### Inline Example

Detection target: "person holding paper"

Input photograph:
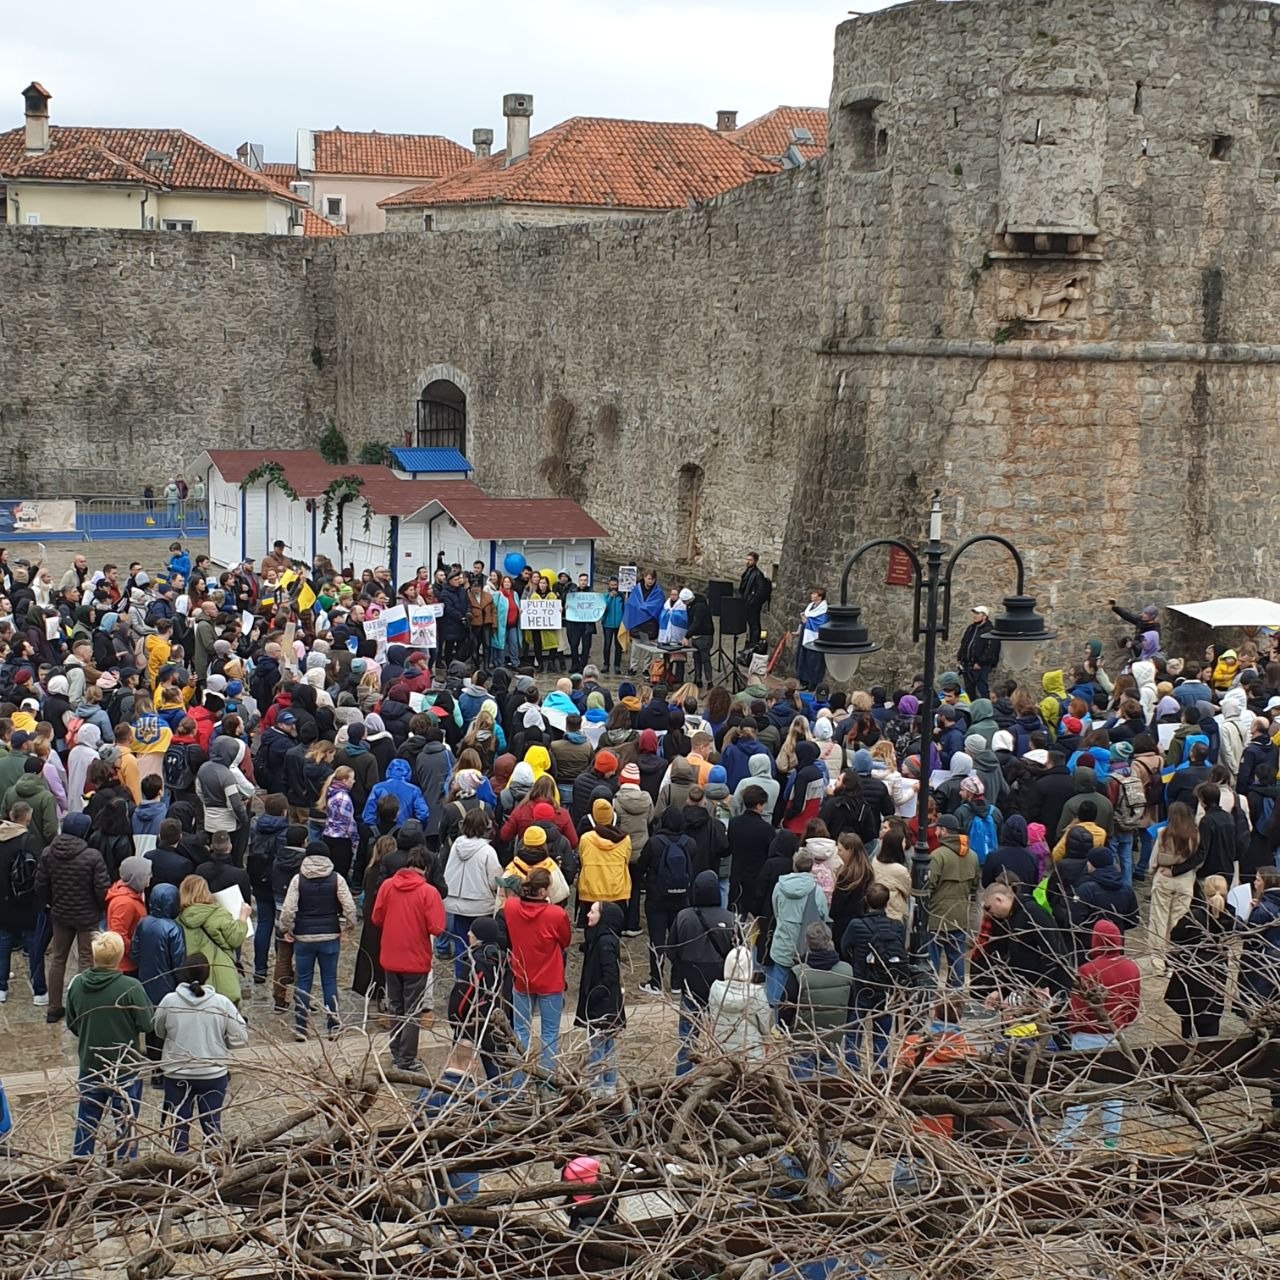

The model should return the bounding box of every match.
[177,875,251,1008]
[195,832,253,912]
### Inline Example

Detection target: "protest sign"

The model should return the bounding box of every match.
[566,592,607,623]
[364,612,388,659]
[521,597,563,630]
[381,604,410,645]
[617,565,638,594]
[409,604,437,650]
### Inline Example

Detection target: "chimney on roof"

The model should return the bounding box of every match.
[22,81,51,155]
[472,127,493,159]
[503,93,533,166]
[715,109,738,132]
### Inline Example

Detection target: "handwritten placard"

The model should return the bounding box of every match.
[520,598,563,630]
[566,592,606,623]
[409,604,437,649]
[617,565,638,594]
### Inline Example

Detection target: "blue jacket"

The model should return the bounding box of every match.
[721,737,771,792]
[131,797,170,836]
[602,592,624,630]
[458,686,489,728]
[168,551,191,581]
[938,724,966,768]
[361,757,430,826]
[130,882,186,1006]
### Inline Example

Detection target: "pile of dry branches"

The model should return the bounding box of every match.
[4,1003,1280,1280]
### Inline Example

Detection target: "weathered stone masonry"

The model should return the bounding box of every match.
[3,0,1280,675]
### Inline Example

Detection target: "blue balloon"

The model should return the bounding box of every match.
[503,550,527,577]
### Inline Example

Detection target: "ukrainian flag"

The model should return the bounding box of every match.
[279,568,317,614]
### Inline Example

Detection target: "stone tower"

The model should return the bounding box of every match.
[780,0,1280,672]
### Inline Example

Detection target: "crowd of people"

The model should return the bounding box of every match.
[0,542,1279,1160]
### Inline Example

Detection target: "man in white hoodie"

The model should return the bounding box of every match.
[730,752,779,818]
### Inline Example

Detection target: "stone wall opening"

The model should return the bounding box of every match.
[416,379,466,453]
[841,99,887,172]
[676,462,704,565]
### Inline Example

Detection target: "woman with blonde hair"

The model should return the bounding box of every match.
[777,715,814,778]
[177,875,251,1006]
[869,738,918,818]
[462,708,500,770]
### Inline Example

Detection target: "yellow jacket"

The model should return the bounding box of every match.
[576,829,632,903]
[144,633,171,689]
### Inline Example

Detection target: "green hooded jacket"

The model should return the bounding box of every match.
[179,902,249,1006]
[65,966,153,1075]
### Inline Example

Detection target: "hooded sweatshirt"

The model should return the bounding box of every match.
[196,737,250,834]
[769,870,828,968]
[153,978,249,1078]
[782,741,825,835]
[131,882,187,1005]
[731,751,781,818]
[927,828,979,932]
[667,869,737,1005]
[1056,766,1113,838]
[1067,919,1140,1034]
[371,866,446,972]
[708,946,772,1058]
[280,853,359,942]
[66,722,103,814]
[613,781,654,851]
[502,892,571,995]
[444,835,502,916]
[803,836,839,898]
[104,856,151,971]
[65,965,153,1074]
[577,819,632,903]
[362,757,430,826]
[1040,670,1067,729]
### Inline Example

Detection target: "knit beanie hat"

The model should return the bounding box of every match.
[620,762,641,784]
[531,802,557,822]
[595,750,619,776]
[523,825,547,849]
[592,797,615,826]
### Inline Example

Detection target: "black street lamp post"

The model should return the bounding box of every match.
[811,491,1056,987]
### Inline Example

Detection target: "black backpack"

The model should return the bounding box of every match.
[8,838,38,901]
[653,833,692,903]
[247,822,283,883]
[862,927,910,986]
[162,742,194,793]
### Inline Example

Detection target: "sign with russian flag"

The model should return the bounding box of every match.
[382,604,410,645]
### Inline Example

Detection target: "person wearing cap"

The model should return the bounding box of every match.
[261,541,289,578]
[956,606,1000,701]
[576,798,632,929]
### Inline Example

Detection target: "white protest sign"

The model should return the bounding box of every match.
[364,612,388,660]
[409,604,437,650]
[617,565,638,594]
[521,597,563,630]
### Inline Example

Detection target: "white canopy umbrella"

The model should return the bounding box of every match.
[1169,597,1280,628]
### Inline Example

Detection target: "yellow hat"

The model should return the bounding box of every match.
[592,797,615,826]
[523,824,547,848]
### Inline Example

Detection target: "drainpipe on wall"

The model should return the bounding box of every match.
[140,188,149,230]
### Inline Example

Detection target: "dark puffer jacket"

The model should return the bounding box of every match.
[35,823,110,928]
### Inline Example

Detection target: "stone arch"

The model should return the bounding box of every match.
[675,463,705,565]
[412,363,474,450]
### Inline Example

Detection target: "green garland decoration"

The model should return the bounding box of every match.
[239,462,299,501]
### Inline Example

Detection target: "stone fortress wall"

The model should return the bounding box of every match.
[3,0,1279,673]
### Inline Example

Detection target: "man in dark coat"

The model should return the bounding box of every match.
[1072,843,1139,934]
[1024,752,1077,843]
[957,605,1001,700]
[438,569,471,666]
[738,552,772,649]
[727,785,775,914]
[971,880,1071,1002]
[667,869,736,1073]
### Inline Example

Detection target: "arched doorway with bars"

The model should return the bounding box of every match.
[416,379,467,453]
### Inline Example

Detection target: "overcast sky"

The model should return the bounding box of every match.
[2,0,902,162]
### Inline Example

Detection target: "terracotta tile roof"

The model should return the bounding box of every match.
[199,450,603,534]
[301,208,347,237]
[432,496,609,541]
[310,129,473,179]
[731,107,828,164]
[12,140,163,188]
[0,127,304,201]
[380,116,777,211]
[261,161,300,186]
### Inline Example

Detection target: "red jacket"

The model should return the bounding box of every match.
[1068,919,1141,1034]
[500,799,579,849]
[259,691,293,732]
[372,868,446,973]
[503,895,571,995]
[104,883,146,972]
[188,705,217,753]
